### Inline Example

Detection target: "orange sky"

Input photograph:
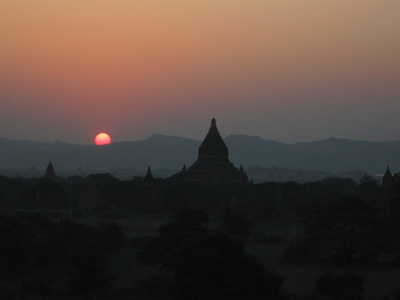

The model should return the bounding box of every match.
[1,1,399,143]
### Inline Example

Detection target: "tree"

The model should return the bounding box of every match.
[219,210,254,239]
[304,196,377,265]
[316,272,364,300]
[141,210,283,300]
[358,174,379,195]
[66,251,114,296]
[175,209,209,226]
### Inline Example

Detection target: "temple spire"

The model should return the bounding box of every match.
[44,160,57,180]
[382,165,393,186]
[238,164,248,181]
[211,117,216,127]
[198,118,228,159]
[144,166,154,182]
[187,118,247,182]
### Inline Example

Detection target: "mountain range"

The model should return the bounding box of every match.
[1,135,399,178]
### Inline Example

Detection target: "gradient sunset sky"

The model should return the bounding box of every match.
[1,1,399,144]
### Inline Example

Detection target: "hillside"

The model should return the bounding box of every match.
[1,135,399,176]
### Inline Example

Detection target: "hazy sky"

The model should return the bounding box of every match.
[1,1,399,144]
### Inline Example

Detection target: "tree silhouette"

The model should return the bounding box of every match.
[141,210,283,300]
[219,210,254,239]
[305,196,377,265]
[66,251,114,296]
[316,272,364,300]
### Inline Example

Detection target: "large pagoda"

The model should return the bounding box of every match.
[186,118,247,182]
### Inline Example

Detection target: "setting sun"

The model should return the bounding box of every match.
[95,133,111,145]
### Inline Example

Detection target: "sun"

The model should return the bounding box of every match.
[95,133,111,145]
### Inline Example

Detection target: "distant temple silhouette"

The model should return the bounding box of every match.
[44,160,58,180]
[382,165,393,187]
[182,118,247,182]
[143,166,154,183]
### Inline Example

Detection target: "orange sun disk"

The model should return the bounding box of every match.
[95,133,111,145]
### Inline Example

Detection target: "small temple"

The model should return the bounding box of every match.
[143,166,154,183]
[44,160,58,180]
[185,118,247,182]
[382,165,393,187]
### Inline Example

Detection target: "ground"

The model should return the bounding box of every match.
[76,212,400,299]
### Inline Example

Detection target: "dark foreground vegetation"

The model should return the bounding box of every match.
[1,173,400,299]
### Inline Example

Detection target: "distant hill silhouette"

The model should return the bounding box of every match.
[0,135,199,170]
[1,135,400,175]
[225,136,400,174]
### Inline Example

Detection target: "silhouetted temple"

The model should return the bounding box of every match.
[44,160,57,180]
[186,118,247,182]
[143,166,154,183]
[182,163,187,172]
[382,165,393,186]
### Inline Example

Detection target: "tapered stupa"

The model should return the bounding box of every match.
[187,118,246,182]
[382,165,393,186]
[144,166,154,182]
[44,160,57,180]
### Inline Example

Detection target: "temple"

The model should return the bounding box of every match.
[382,165,393,187]
[44,160,57,180]
[186,118,247,182]
[143,166,154,183]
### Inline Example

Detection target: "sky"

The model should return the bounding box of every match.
[1,0,399,144]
